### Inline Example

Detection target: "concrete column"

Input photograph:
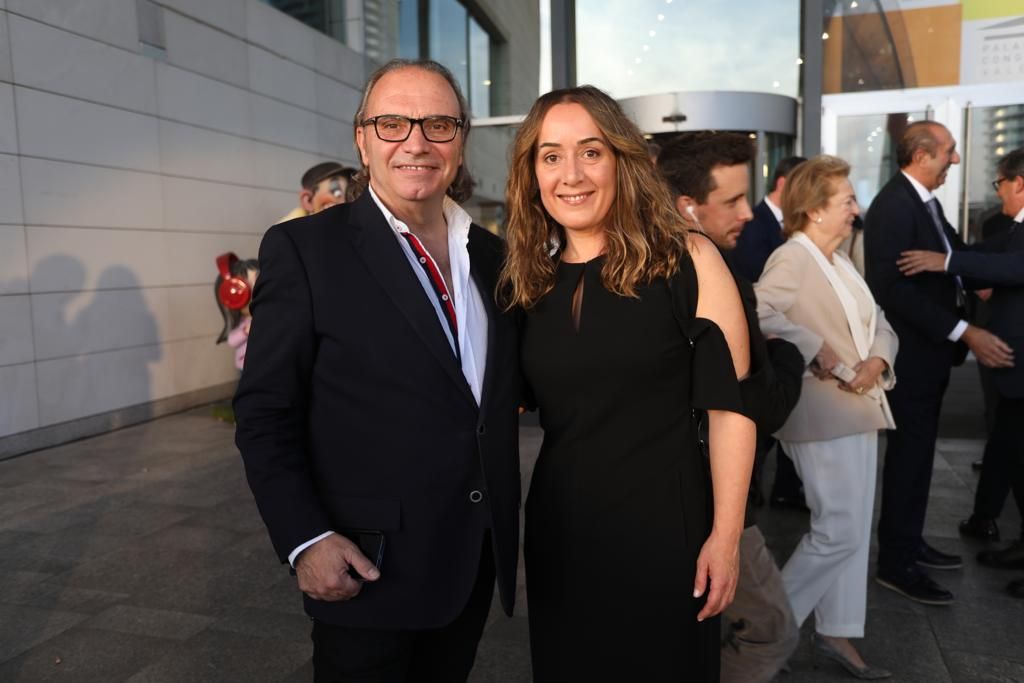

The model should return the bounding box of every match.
[800,0,823,156]
[549,0,576,90]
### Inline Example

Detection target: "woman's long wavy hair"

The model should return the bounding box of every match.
[499,85,688,310]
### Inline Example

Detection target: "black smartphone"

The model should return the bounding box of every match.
[341,529,385,582]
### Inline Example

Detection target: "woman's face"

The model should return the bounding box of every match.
[534,102,617,236]
[814,177,860,240]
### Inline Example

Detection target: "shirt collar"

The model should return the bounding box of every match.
[901,170,935,203]
[367,184,472,245]
[1014,206,1024,224]
[764,196,783,224]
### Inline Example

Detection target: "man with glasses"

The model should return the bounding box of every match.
[897,147,1024,599]
[276,161,358,224]
[235,59,521,682]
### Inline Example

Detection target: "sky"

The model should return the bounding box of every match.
[539,0,802,99]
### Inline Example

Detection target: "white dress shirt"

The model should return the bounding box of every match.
[901,171,968,342]
[288,186,490,567]
[764,195,783,227]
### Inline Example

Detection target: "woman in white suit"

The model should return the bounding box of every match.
[755,155,898,680]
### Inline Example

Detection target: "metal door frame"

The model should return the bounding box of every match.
[823,81,1024,237]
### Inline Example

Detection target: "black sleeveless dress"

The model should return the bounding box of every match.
[522,254,743,682]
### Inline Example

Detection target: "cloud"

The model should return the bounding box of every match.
[574,0,800,98]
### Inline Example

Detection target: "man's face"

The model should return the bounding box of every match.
[918,125,960,191]
[685,164,753,250]
[996,172,1024,217]
[301,175,348,214]
[355,67,464,214]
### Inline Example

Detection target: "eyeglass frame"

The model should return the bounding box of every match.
[991,176,1016,193]
[360,115,465,143]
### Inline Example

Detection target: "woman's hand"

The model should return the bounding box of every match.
[840,357,887,394]
[693,529,740,622]
[811,341,840,379]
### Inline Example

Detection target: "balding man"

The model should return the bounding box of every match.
[235,59,521,682]
[865,121,1011,606]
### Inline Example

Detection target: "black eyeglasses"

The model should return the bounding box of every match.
[360,115,464,143]
[992,177,1008,192]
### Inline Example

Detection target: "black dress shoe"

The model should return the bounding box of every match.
[916,542,963,570]
[971,459,983,472]
[1008,578,1024,599]
[977,540,1024,570]
[875,570,954,605]
[959,515,1000,542]
[769,494,810,512]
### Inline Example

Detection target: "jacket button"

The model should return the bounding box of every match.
[469,490,483,503]
[477,423,486,435]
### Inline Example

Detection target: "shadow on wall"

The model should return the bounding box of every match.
[30,255,162,430]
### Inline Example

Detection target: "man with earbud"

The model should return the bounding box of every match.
[657,132,805,683]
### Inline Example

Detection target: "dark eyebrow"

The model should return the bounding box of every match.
[538,137,605,150]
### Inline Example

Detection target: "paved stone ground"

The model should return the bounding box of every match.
[0,363,1021,682]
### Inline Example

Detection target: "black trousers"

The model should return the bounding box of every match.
[877,372,949,575]
[311,536,496,683]
[770,442,803,500]
[977,395,1024,536]
[973,380,1016,522]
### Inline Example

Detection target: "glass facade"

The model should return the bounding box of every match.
[574,0,800,99]
[398,0,420,58]
[263,0,349,43]
[429,0,469,103]
[962,104,1024,242]
[263,0,495,117]
[426,0,493,117]
[835,111,926,210]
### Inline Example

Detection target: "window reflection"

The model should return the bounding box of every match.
[263,0,497,117]
[399,0,420,58]
[430,0,469,101]
[963,105,1024,243]
[836,112,924,209]
[469,17,491,117]
[264,0,347,43]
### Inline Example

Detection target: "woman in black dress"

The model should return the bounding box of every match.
[499,86,756,681]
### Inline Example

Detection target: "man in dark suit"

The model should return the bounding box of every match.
[896,147,1024,599]
[659,132,805,683]
[234,59,521,682]
[731,155,809,511]
[865,121,1013,605]
[731,156,806,283]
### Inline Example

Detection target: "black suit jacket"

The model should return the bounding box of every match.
[864,172,967,382]
[735,274,803,528]
[731,199,785,282]
[234,192,521,629]
[948,222,1024,397]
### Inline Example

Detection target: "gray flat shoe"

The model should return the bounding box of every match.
[812,633,892,680]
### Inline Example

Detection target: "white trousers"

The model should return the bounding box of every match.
[780,432,877,638]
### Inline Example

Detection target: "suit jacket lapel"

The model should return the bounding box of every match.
[343,193,477,407]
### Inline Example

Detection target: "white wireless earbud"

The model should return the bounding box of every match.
[685,204,706,234]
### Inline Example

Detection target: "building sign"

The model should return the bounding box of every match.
[961,2,1024,84]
